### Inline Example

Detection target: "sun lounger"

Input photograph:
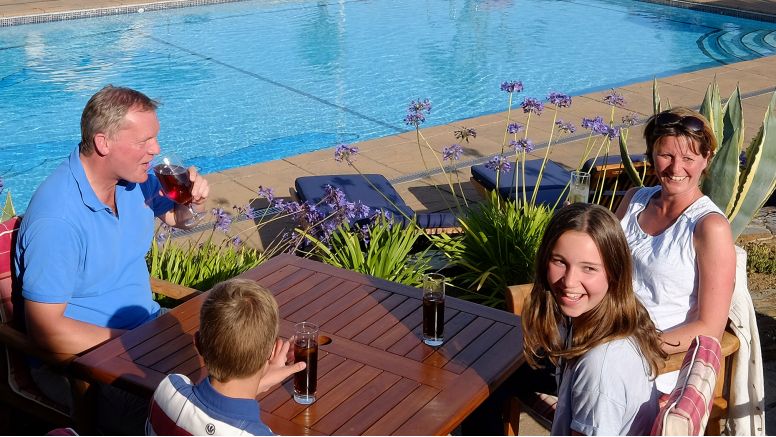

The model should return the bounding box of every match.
[293,174,461,234]
[469,158,570,205]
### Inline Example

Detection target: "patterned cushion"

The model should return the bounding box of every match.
[651,335,722,436]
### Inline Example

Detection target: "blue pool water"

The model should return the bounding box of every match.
[2,0,776,211]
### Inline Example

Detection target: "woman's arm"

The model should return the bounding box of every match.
[659,213,735,354]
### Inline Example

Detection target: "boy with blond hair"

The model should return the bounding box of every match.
[146,279,305,436]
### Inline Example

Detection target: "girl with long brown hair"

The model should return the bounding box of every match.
[523,203,666,435]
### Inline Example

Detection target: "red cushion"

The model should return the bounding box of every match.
[0,216,20,280]
[651,335,722,435]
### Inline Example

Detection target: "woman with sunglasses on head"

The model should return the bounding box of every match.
[614,107,735,394]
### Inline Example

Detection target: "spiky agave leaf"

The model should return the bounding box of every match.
[702,86,744,215]
[699,79,723,145]
[728,91,776,239]
[618,132,644,187]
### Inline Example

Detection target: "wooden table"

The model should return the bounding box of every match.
[73,254,523,435]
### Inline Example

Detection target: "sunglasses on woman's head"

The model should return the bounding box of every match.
[654,113,705,132]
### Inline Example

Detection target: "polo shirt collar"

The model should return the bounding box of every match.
[68,146,111,213]
[194,376,261,422]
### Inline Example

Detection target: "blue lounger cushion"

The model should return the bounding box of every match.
[470,158,570,205]
[294,174,459,229]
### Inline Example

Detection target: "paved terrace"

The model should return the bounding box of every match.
[2,0,776,434]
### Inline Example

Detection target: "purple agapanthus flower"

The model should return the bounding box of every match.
[555,119,576,134]
[212,208,232,233]
[323,185,348,208]
[507,122,524,134]
[257,185,274,203]
[231,236,243,248]
[621,113,639,127]
[334,143,359,163]
[404,98,432,127]
[603,90,625,107]
[155,223,175,244]
[521,97,544,116]
[510,138,534,153]
[500,80,524,93]
[581,116,609,135]
[604,126,621,140]
[485,155,512,172]
[235,203,259,220]
[547,92,572,108]
[739,150,747,169]
[443,143,463,161]
[453,126,477,143]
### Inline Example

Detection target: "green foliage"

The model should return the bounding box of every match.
[437,191,552,308]
[744,242,776,274]
[147,233,267,291]
[1,192,15,222]
[302,216,433,287]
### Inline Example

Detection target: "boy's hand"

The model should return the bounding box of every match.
[257,337,306,395]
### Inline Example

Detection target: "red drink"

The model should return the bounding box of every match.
[293,337,318,403]
[153,164,193,204]
[422,292,445,344]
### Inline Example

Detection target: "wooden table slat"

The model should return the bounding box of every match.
[274,271,337,307]
[279,275,345,318]
[241,262,298,284]
[307,286,385,328]
[351,297,418,345]
[368,305,422,351]
[321,288,395,335]
[362,384,439,435]
[290,366,382,429]
[260,353,353,412]
[442,322,513,374]
[286,280,364,322]
[402,311,478,363]
[262,410,323,436]
[333,378,419,436]
[334,293,407,340]
[258,266,315,295]
[385,308,461,358]
[315,371,402,435]
[423,316,494,370]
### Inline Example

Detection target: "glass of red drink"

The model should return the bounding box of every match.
[422,273,445,347]
[293,322,319,405]
[152,155,204,227]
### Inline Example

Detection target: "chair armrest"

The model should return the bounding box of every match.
[150,277,199,302]
[0,323,76,367]
[660,330,740,375]
[506,284,532,316]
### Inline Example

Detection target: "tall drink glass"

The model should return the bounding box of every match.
[293,322,319,405]
[568,171,590,204]
[422,273,445,347]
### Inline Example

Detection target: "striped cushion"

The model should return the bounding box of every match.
[651,335,722,436]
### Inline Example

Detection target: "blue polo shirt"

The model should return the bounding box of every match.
[14,147,174,329]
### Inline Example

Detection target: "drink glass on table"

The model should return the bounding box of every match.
[293,322,319,405]
[153,155,204,227]
[422,273,445,347]
[568,170,590,204]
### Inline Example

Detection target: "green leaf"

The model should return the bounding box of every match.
[652,77,661,115]
[702,86,744,215]
[1,191,15,222]
[729,91,776,239]
[699,79,723,145]
[618,132,643,187]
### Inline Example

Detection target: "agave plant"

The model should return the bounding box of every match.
[619,79,776,239]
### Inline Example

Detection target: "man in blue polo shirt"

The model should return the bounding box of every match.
[13,85,210,433]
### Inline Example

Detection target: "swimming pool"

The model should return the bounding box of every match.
[2,0,776,211]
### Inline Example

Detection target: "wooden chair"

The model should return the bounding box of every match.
[0,216,198,433]
[504,284,739,436]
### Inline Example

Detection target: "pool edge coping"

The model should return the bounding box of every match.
[2,0,776,27]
